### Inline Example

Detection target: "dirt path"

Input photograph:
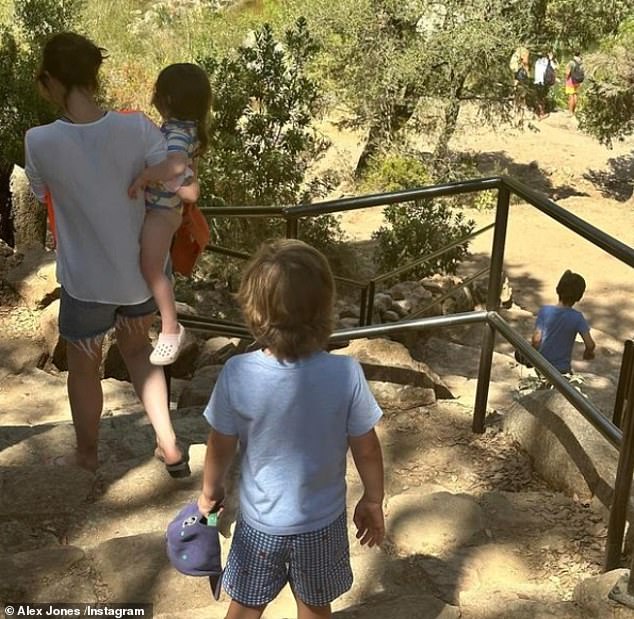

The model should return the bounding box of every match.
[322,106,634,341]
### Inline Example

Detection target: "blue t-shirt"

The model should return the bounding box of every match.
[536,305,590,372]
[203,350,383,535]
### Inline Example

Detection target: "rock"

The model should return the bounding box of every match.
[0,336,46,379]
[178,364,223,409]
[386,488,485,556]
[167,329,201,379]
[574,569,634,618]
[471,273,513,308]
[333,594,460,618]
[90,533,216,614]
[5,245,58,309]
[339,305,360,320]
[392,299,412,316]
[39,299,67,370]
[502,390,619,505]
[382,309,400,322]
[332,338,453,405]
[0,465,94,516]
[10,165,47,252]
[373,292,393,313]
[196,336,244,368]
[338,317,361,330]
[0,546,87,602]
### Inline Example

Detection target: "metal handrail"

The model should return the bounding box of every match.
[184,174,634,575]
[614,341,634,429]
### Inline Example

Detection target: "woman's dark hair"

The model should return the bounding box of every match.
[38,32,106,94]
[556,270,586,305]
[152,63,212,156]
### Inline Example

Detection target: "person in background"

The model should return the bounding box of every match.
[533,49,558,120]
[531,270,596,374]
[565,51,585,116]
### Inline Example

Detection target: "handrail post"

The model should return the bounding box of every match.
[605,366,634,571]
[286,217,299,239]
[614,340,634,429]
[366,281,376,326]
[473,185,511,433]
[359,286,368,327]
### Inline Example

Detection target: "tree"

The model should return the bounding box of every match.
[197,19,345,279]
[577,17,634,147]
[0,0,83,246]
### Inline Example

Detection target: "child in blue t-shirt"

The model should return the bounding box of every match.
[197,239,385,619]
[531,270,596,373]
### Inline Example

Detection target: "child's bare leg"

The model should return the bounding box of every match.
[295,596,332,619]
[224,600,266,619]
[141,208,181,334]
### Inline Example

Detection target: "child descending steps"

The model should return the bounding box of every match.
[129,63,212,365]
[198,240,386,619]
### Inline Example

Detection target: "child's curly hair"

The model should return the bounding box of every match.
[238,240,335,360]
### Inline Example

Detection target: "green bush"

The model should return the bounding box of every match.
[196,18,346,281]
[362,154,475,278]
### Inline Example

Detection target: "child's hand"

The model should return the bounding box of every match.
[353,496,385,548]
[128,172,148,199]
[197,491,224,517]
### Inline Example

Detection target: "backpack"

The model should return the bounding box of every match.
[515,66,528,82]
[570,60,585,84]
[544,61,556,86]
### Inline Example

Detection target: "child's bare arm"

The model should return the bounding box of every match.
[198,429,238,515]
[581,331,596,359]
[349,428,385,547]
[176,177,200,203]
[128,152,189,198]
[531,328,542,349]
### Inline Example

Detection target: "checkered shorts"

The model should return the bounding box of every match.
[222,512,353,607]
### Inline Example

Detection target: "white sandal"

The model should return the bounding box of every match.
[150,323,185,366]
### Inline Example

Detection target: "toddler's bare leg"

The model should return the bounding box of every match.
[140,208,181,334]
[295,596,332,619]
[224,600,266,619]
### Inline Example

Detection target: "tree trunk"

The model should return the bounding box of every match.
[355,93,420,177]
[10,165,46,251]
[433,75,467,172]
[0,164,14,247]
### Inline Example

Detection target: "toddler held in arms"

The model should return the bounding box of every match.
[129,63,212,365]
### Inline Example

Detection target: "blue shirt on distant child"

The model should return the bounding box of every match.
[535,305,590,373]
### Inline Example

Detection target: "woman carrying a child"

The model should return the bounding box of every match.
[24,32,190,475]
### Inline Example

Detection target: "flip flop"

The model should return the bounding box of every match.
[154,444,191,479]
[150,323,186,366]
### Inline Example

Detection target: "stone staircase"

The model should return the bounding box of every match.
[0,333,632,618]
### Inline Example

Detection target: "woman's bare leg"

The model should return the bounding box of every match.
[65,335,104,471]
[115,313,182,464]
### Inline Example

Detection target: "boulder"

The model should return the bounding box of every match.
[177,364,223,409]
[387,488,485,556]
[39,299,66,370]
[502,390,620,505]
[5,245,58,309]
[332,338,453,408]
[574,569,634,618]
[196,336,245,368]
[0,336,46,379]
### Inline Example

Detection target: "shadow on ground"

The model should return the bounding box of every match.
[584,153,634,202]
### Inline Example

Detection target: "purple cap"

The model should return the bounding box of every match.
[166,502,223,600]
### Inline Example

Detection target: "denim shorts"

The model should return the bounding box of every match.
[59,287,157,341]
[222,512,352,607]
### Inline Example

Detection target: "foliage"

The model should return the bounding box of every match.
[196,19,346,280]
[0,0,83,169]
[362,154,475,278]
[577,17,634,146]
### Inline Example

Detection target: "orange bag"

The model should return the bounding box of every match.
[45,191,57,246]
[170,202,211,276]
